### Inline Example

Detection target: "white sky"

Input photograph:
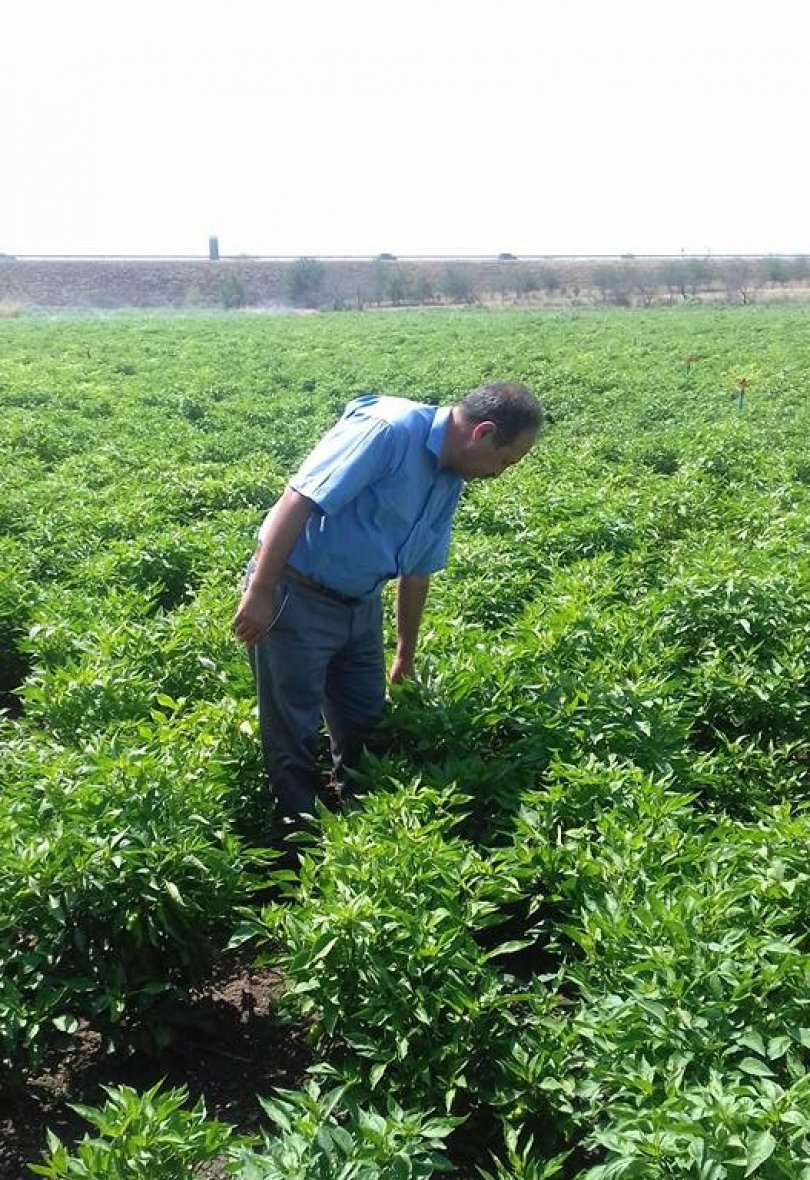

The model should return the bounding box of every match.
[3,0,808,257]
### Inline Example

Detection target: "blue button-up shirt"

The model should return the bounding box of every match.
[261,394,464,598]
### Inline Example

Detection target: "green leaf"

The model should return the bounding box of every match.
[310,934,339,963]
[744,1130,776,1176]
[738,1057,776,1078]
[391,1152,412,1180]
[738,1030,767,1057]
[482,938,535,960]
[766,1035,792,1060]
[52,1015,79,1034]
[331,1126,354,1155]
[316,1125,335,1156]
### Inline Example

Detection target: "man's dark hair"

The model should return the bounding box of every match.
[459,381,544,446]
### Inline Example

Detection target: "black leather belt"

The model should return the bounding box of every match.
[282,564,363,607]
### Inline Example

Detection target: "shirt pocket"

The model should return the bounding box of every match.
[397,516,449,575]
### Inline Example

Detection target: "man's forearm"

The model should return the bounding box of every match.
[394,574,431,675]
[232,486,313,644]
[251,487,314,590]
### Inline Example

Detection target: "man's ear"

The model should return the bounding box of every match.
[471,420,497,443]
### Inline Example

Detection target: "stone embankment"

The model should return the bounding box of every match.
[1,255,806,311]
[0,256,636,310]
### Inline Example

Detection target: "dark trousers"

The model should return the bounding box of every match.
[246,565,386,819]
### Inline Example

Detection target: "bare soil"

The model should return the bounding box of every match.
[0,951,310,1178]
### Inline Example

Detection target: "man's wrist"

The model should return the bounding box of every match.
[248,572,277,596]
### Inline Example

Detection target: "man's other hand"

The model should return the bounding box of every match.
[389,653,415,683]
[232,586,278,646]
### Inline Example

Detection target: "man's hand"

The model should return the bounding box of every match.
[389,653,415,684]
[393,574,430,684]
[232,487,314,646]
[232,584,278,646]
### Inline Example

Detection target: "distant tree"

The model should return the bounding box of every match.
[368,261,413,305]
[383,265,411,305]
[440,267,476,304]
[683,257,712,295]
[791,255,810,281]
[287,258,325,308]
[412,273,436,304]
[658,259,689,301]
[652,257,711,301]
[370,260,387,305]
[220,273,245,309]
[635,269,658,307]
[593,264,634,306]
[538,266,562,295]
[514,268,540,298]
[612,265,636,306]
[592,265,613,302]
[722,259,755,305]
[761,256,789,287]
[325,279,349,311]
[492,264,515,302]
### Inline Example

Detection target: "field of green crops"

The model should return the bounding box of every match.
[2,306,810,1178]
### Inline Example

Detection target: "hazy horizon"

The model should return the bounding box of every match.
[5,250,807,262]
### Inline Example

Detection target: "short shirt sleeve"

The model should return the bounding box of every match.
[289,413,398,514]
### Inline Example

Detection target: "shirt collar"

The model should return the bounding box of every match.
[427,405,452,464]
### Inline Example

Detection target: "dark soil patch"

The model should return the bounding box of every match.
[0,950,310,1179]
[0,647,31,718]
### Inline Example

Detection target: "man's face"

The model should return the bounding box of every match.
[453,424,537,481]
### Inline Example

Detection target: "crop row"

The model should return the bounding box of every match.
[2,307,810,1176]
